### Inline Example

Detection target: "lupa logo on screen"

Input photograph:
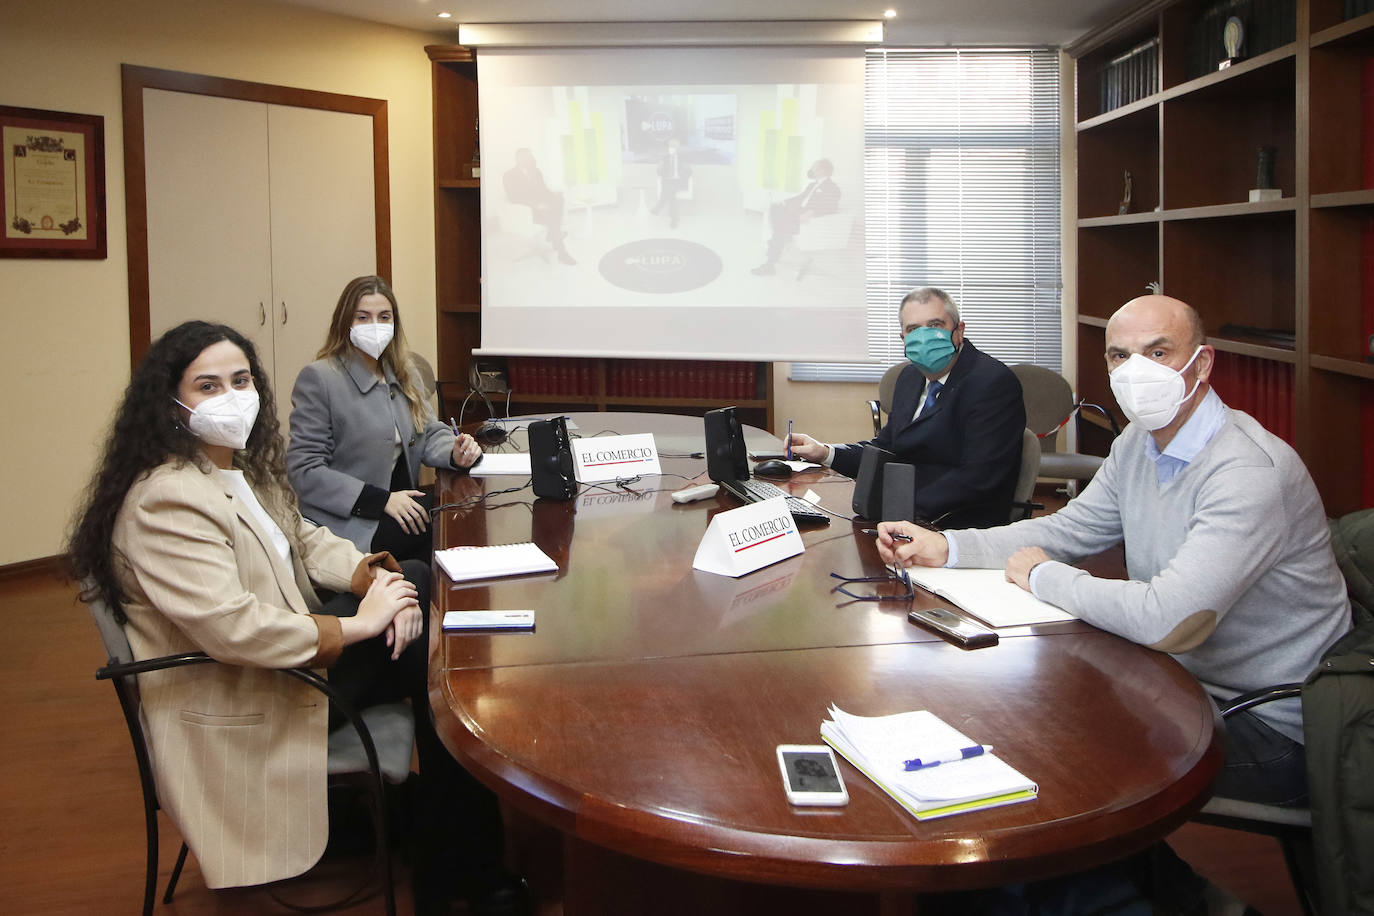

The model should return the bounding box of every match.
[599,239,722,294]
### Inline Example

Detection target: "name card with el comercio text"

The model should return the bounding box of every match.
[693,496,804,578]
[571,433,662,483]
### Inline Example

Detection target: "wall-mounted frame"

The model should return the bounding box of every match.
[0,105,106,259]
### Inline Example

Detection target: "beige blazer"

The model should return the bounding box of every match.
[111,460,364,889]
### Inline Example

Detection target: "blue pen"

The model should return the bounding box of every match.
[785,418,793,460]
[903,744,992,771]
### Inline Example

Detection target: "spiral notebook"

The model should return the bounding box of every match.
[820,706,1037,820]
[434,542,557,583]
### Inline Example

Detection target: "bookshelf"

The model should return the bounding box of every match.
[1068,0,1374,515]
[424,46,775,433]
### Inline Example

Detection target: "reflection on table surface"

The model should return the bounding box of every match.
[427,412,1221,894]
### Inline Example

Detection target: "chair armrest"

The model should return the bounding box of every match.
[96,652,215,680]
[97,653,386,800]
[1078,401,1121,437]
[1217,683,1303,718]
[867,399,881,437]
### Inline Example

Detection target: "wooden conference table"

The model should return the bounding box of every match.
[427,413,1221,912]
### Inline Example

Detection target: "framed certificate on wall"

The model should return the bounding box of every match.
[1,105,106,259]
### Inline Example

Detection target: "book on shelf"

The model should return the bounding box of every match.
[1100,36,1158,114]
[1209,352,1294,445]
[820,706,1038,821]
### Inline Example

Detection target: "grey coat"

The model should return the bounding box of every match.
[287,351,455,552]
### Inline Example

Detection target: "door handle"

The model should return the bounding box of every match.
[281,301,287,325]
[258,302,266,326]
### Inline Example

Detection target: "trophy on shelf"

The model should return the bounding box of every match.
[1118,170,1132,215]
[1219,15,1244,70]
[1249,146,1280,202]
[470,117,481,179]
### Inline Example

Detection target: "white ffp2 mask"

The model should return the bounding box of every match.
[350,322,394,360]
[1109,346,1204,431]
[175,388,260,450]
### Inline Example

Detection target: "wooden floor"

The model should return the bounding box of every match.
[0,498,1306,914]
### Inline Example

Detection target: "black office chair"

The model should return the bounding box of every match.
[88,591,412,916]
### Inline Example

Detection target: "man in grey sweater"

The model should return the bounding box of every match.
[878,294,1350,806]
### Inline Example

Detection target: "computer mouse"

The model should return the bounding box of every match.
[754,459,793,478]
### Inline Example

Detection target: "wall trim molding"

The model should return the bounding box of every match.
[0,555,65,582]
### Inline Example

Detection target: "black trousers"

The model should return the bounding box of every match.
[322,559,506,897]
[368,454,435,565]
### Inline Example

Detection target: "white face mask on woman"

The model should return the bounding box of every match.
[1108,346,1203,431]
[174,388,260,450]
[350,322,394,360]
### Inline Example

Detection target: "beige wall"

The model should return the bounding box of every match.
[771,367,881,444]
[0,0,439,565]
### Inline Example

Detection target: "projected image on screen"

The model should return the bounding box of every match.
[622,94,736,165]
[477,48,866,362]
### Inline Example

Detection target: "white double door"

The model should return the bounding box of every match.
[143,88,377,428]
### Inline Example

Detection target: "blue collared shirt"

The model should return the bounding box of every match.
[1144,387,1227,485]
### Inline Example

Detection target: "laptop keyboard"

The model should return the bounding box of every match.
[720,478,830,525]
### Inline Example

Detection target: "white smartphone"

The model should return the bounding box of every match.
[776,744,849,806]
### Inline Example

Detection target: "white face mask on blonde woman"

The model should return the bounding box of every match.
[350,322,394,360]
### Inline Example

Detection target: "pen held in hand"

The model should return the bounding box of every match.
[861,528,913,542]
[903,744,992,771]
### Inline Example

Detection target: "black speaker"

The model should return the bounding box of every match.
[704,406,749,483]
[851,444,896,520]
[881,462,917,523]
[528,417,577,500]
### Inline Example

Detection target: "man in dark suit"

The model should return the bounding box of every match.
[651,138,692,228]
[751,158,841,276]
[789,287,1026,529]
[503,147,576,265]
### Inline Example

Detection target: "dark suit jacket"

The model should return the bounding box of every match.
[789,177,841,216]
[831,341,1025,529]
[503,165,553,206]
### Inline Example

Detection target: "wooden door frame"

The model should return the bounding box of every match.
[121,64,391,366]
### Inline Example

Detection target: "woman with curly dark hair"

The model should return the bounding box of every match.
[69,321,522,915]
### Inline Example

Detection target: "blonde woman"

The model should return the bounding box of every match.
[287,275,482,561]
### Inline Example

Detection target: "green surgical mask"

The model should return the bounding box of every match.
[904,326,956,374]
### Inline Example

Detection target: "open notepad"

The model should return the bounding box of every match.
[820,706,1037,820]
[434,542,558,583]
[906,567,1076,627]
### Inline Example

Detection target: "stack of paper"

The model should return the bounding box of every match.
[434,542,557,583]
[820,706,1037,820]
[906,567,1076,627]
[468,453,533,477]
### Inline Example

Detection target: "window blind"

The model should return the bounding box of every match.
[793,48,1062,382]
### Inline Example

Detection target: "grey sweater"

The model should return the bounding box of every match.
[952,408,1350,742]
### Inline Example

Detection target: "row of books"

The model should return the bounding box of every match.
[1099,37,1159,115]
[606,360,758,400]
[1209,351,1294,445]
[506,358,597,397]
[1186,0,1296,81]
[504,357,759,401]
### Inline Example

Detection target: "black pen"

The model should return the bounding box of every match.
[861,528,913,542]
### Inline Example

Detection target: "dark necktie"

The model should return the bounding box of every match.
[921,380,943,416]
